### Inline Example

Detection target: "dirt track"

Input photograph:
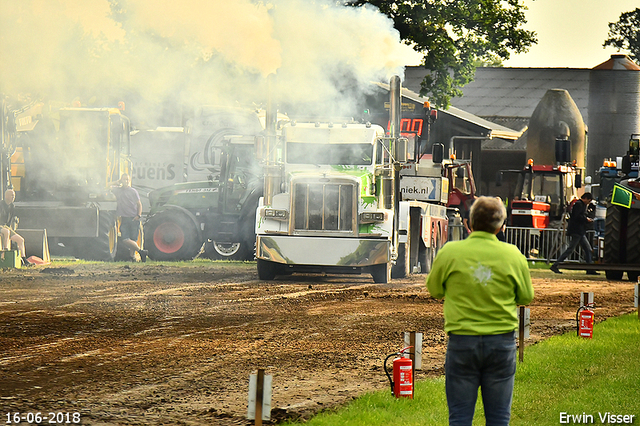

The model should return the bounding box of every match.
[0,261,636,425]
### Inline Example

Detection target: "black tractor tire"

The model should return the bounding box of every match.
[257,259,278,280]
[605,270,624,281]
[625,209,640,265]
[371,262,391,283]
[79,211,118,261]
[145,211,200,261]
[604,204,624,265]
[207,215,256,261]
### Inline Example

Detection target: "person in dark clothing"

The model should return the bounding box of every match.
[551,192,597,274]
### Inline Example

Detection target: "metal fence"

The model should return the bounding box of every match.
[504,226,598,263]
[447,223,598,264]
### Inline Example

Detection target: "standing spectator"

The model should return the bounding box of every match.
[426,196,534,426]
[110,174,148,262]
[550,193,597,274]
[0,188,31,266]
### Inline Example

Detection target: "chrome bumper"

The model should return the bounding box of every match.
[256,235,390,267]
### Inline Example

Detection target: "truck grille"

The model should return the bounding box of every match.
[293,181,355,233]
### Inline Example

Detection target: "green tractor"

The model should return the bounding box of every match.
[603,134,640,280]
[144,136,261,261]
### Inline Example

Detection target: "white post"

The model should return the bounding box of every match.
[403,331,422,370]
[580,291,594,307]
[247,369,272,424]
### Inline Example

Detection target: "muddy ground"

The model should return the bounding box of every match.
[0,261,637,425]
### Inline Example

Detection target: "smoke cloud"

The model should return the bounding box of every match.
[0,0,422,123]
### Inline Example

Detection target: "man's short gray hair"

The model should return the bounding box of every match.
[469,196,507,233]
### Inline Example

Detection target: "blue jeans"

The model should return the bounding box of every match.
[445,332,517,426]
[556,233,592,264]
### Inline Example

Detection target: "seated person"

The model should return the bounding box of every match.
[0,189,30,266]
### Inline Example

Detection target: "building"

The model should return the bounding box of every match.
[404,54,640,198]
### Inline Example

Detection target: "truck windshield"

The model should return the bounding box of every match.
[286,143,373,165]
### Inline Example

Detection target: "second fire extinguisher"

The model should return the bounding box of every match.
[576,303,595,338]
[384,346,413,399]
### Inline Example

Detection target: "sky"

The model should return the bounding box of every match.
[503,0,639,68]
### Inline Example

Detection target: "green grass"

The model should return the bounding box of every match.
[528,260,552,269]
[281,314,640,426]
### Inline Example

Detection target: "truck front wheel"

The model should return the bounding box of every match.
[257,259,278,280]
[371,263,391,283]
[145,212,200,261]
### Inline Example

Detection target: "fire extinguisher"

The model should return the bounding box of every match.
[384,346,413,399]
[576,303,595,338]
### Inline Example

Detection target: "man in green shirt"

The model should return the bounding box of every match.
[427,196,534,426]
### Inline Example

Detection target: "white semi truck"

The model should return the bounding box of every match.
[255,76,450,283]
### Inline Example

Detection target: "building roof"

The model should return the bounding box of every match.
[373,82,522,141]
[404,66,591,129]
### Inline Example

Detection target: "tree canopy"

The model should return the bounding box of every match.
[604,8,640,62]
[344,0,537,108]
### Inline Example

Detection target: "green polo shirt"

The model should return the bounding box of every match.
[426,231,534,335]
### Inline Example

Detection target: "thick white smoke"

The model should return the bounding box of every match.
[0,0,422,121]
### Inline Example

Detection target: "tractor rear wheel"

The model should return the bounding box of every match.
[145,211,200,261]
[625,208,640,265]
[80,211,118,261]
[604,204,624,265]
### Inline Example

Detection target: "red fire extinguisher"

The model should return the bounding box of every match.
[384,346,413,399]
[576,303,595,338]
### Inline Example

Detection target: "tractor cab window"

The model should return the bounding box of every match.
[222,144,260,213]
[517,171,563,217]
[59,111,108,188]
[452,165,472,194]
[518,172,561,203]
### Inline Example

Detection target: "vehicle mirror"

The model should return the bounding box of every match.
[395,137,408,162]
[555,137,571,164]
[432,143,444,164]
[496,171,503,187]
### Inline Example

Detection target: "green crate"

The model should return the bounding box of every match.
[0,250,21,268]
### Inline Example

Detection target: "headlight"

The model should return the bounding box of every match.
[359,212,385,223]
[264,208,289,220]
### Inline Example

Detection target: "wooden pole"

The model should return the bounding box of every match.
[635,283,639,319]
[518,306,525,363]
[255,369,264,426]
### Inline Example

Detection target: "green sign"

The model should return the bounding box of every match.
[611,184,633,209]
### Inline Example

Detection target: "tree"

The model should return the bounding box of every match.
[604,8,640,62]
[344,0,536,108]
